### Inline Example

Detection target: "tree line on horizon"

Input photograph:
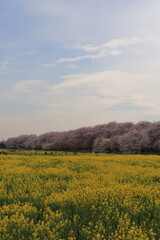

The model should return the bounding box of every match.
[1,121,160,154]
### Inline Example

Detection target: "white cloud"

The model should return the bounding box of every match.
[2,70,160,138]
[74,37,155,51]
[57,55,90,63]
[66,64,78,69]
[42,63,56,67]
[17,51,38,56]
[47,71,154,109]
[2,1,160,139]
[39,71,159,130]
[14,80,48,93]
[13,71,154,112]
[5,56,16,61]
[0,56,15,69]
[52,49,122,65]
[45,36,158,65]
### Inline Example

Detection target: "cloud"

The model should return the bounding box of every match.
[0,56,15,69]
[43,48,122,67]
[42,63,56,67]
[111,101,153,111]
[66,64,78,69]
[44,36,158,66]
[51,71,140,91]
[20,0,76,17]
[2,1,160,139]
[2,70,160,138]
[17,51,39,57]
[74,36,156,52]
[44,70,160,120]
[12,71,154,113]
[56,49,122,63]
[39,70,158,129]
[47,71,155,110]
[13,79,48,93]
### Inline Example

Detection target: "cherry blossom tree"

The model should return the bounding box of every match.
[119,129,150,154]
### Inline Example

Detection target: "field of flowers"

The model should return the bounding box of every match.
[0,151,160,240]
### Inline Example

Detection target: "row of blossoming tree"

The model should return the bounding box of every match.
[2,121,160,154]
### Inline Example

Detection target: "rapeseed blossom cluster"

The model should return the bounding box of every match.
[0,152,159,239]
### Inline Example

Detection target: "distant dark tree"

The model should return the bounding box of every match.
[0,141,6,149]
[153,140,160,154]
[34,145,42,150]
[70,140,84,152]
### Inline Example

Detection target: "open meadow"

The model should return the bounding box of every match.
[0,152,160,240]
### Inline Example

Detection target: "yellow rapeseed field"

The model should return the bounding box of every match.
[0,152,160,240]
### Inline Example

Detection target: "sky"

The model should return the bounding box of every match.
[1,0,160,140]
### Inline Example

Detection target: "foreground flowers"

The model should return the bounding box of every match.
[0,152,159,239]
